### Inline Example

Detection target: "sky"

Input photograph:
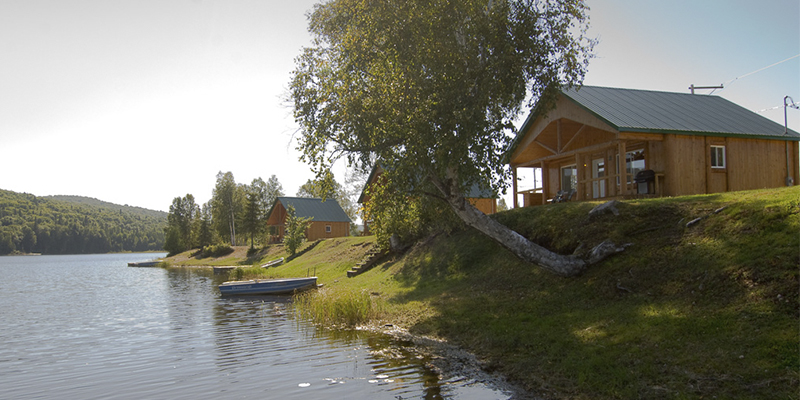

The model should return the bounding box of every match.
[1,0,798,212]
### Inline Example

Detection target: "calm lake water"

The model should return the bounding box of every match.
[0,253,508,399]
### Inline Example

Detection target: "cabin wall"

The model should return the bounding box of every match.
[469,198,497,215]
[660,135,798,196]
[267,202,286,226]
[663,134,707,196]
[726,137,796,191]
[306,221,349,241]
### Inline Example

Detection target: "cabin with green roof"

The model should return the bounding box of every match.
[266,197,351,241]
[507,86,800,206]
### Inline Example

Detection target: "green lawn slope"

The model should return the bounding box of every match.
[166,186,799,399]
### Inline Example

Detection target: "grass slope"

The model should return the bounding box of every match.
[166,186,799,399]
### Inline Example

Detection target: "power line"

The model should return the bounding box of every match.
[756,101,800,114]
[705,54,800,95]
[724,54,799,86]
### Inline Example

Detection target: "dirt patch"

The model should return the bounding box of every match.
[166,246,276,266]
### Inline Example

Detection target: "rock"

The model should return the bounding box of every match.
[589,200,620,217]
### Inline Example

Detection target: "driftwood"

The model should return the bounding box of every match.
[686,206,728,228]
[430,174,626,277]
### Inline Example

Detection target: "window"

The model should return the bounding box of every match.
[560,165,577,192]
[616,149,646,185]
[325,225,332,233]
[710,145,726,168]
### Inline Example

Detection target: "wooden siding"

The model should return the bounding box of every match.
[267,201,350,241]
[306,221,349,241]
[510,95,617,166]
[660,134,798,196]
[726,137,795,191]
[469,198,497,215]
[662,134,707,196]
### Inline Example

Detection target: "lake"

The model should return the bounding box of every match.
[0,253,509,399]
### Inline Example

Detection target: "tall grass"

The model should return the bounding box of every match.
[294,288,383,328]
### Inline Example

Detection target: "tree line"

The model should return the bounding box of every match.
[163,170,362,256]
[0,189,166,255]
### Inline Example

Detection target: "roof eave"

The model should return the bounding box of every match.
[618,127,800,141]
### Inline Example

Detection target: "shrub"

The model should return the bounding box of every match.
[201,243,234,258]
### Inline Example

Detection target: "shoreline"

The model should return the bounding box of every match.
[358,323,536,400]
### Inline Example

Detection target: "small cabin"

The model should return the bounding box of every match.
[357,164,497,234]
[266,197,351,241]
[507,86,800,206]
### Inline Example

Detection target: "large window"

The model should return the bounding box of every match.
[561,165,577,192]
[710,145,726,168]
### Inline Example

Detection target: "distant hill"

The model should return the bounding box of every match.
[45,195,167,219]
[0,189,166,255]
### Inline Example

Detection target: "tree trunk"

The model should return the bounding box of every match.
[430,173,623,277]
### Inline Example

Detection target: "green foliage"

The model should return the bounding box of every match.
[211,171,244,245]
[199,243,234,258]
[296,169,357,222]
[294,288,382,328]
[291,0,594,209]
[194,204,215,248]
[242,180,266,249]
[0,189,165,255]
[284,205,313,256]
[163,226,183,256]
[165,194,199,254]
[364,175,464,249]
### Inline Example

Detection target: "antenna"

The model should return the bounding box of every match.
[689,84,724,94]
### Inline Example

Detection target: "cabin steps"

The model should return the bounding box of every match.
[347,245,387,278]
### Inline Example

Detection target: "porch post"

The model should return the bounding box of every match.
[541,161,548,205]
[618,141,628,196]
[512,166,518,209]
[575,153,582,200]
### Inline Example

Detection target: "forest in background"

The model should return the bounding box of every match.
[0,189,166,255]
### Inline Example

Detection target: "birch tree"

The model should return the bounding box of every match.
[290,0,622,276]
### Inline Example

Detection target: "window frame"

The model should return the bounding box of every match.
[560,164,577,192]
[710,145,726,169]
[325,225,332,233]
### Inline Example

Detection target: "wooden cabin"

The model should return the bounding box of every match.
[507,86,800,206]
[357,164,498,234]
[266,197,351,241]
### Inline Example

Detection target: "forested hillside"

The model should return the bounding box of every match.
[0,189,166,255]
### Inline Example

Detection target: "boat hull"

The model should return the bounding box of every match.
[218,277,317,296]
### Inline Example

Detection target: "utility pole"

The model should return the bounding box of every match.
[689,84,724,94]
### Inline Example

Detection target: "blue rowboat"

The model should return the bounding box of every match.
[218,276,317,296]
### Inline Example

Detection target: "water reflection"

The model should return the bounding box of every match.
[0,255,506,400]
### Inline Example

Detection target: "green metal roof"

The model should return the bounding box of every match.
[509,86,800,161]
[562,86,800,140]
[273,197,351,222]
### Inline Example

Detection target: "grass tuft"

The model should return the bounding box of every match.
[294,288,383,328]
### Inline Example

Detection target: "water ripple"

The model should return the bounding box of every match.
[0,254,508,399]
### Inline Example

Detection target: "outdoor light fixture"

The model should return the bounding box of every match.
[785,96,799,135]
[784,95,799,186]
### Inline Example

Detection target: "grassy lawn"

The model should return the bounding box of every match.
[164,186,799,399]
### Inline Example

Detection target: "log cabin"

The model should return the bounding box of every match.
[357,164,498,235]
[266,197,351,241]
[507,86,800,207]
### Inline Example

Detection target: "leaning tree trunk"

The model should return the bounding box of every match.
[430,173,624,277]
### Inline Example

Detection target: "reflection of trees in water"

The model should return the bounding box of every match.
[155,267,451,398]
